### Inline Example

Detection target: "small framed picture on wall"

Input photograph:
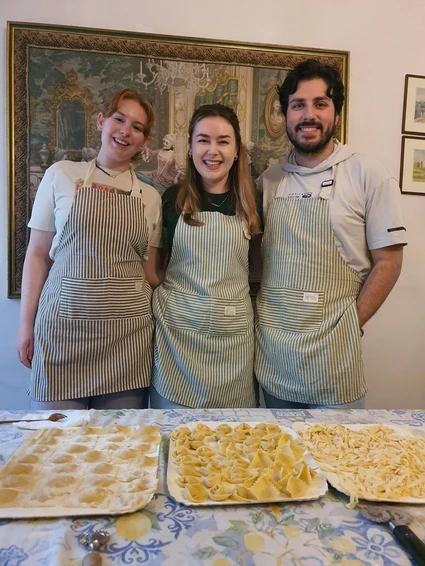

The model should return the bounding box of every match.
[402,74,425,136]
[399,136,425,195]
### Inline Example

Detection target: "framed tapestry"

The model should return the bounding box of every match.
[7,21,349,297]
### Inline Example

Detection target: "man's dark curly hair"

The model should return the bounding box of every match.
[278,59,345,117]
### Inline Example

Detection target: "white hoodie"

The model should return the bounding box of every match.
[258,141,407,280]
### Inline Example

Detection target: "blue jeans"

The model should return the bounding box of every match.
[262,389,366,409]
[29,387,149,410]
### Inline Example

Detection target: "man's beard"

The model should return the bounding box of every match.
[287,120,337,155]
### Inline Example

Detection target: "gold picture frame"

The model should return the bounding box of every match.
[7,21,349,297]
[264,86,285,138]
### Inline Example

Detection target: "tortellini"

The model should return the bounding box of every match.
[170,422,321,504]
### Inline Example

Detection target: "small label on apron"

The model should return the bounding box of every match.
[224,306,236,316]
[135,281,143,292]
[303,292,319,303]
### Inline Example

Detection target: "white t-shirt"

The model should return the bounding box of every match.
[258,145,407,280]
[29,161,162,260]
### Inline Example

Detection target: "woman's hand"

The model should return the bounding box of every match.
[143,246,165,288]
[16,322,35,368]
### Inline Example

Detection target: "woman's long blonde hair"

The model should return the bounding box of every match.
[176,104,261,237]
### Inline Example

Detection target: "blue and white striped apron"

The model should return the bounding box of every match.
[152,212,258,408]
[255,173,367,405]
[31,160,153,401]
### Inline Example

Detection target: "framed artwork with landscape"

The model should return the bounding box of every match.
[402,74,425,136]
[7,21,349,297]
[399,136,425,195]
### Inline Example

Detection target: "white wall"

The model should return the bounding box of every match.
[1,0,424,409]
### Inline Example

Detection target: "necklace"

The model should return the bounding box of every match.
[95,162,130,178]
[206,192,230,208]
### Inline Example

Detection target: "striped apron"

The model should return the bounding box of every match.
[152,212,257,408]
[255,174,367,405]
[31,161,153,401]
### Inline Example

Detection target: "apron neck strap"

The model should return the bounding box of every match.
[82,159,97,187]
[318,164,337,200]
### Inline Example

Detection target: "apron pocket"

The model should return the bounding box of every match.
[258,287,323,333]
[345,299,362,338]
[59,277,151,320]
[208,297,248,336]
[163,291,210,333]
[163,291,248,335]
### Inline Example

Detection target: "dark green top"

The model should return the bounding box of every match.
[162,184,263,256]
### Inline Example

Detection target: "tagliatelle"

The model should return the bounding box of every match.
[298,423,425,502]
[169,422,325,505]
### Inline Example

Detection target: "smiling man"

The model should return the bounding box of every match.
[255,59,407,409]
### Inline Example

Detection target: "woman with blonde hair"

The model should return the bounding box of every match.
[151,103,261,409]
[16,88,163,409]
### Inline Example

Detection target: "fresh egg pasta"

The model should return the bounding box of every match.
[168,422,326,505]
[297,423,425,504]
[0,425,161,517]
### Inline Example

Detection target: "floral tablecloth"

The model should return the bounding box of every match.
[0,408,424,566]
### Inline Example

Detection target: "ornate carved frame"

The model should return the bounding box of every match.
[264,86,286,138]
[7,21,349,297]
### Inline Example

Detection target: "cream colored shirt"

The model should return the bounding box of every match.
[29,161,162,260]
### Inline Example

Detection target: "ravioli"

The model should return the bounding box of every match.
[0,425,161,517]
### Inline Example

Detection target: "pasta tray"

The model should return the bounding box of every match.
[167,421,327,506]
[0,424,161,518]
[292,422,425,504]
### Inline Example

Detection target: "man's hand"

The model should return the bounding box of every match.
[356,245,403,329]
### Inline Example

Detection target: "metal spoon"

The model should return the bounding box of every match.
[360,506,425,566]
[0,412,67,424]
[79,530,110,566]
